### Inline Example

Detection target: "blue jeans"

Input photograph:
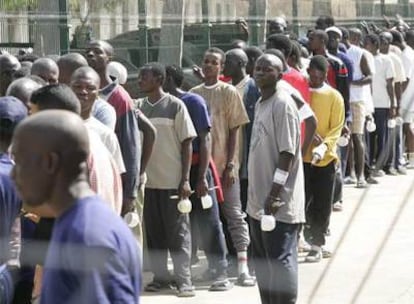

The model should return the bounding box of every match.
[250,218,299,304]
[0,265,13,304]
[189,166,228,273]
[371,108,389,168]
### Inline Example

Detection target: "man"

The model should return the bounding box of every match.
[391,30,414,169]
[223,48,260,212]
[164,64,232,291]
[309,29,350,212]
[11,110,141,303]
[136,62,197,297]
[303,55,345,262]
[30,58,59,85]
[379,31,406,175]
[0,54,21,96]
[343,28,373,187]
[248,53,305,304]
[244,46,264,78]
[6,77,45,109]
[190,48,255,286]
[86,40,141,215]
[268,17,288,35]
[349,28,379,184]
[57,53,116,130]
[364,34,396,173]
[0,97,26,303]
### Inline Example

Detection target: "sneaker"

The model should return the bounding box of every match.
[385,168,398,176]
[333,201,343,212]
[305,248,322,263]
[236,272,256,287]
[366,176,379,184]
[407,162,414,169]
[322,248,332,258]
[209,275,233,291]
[356,179,367,188]
[343,176,357,185]
[177,285,195,297]
[397,166,407,175]
[372,170,385,177]
[298,238,312,253]
[145,280,174,292]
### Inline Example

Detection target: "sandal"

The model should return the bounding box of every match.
[209,278,233,291]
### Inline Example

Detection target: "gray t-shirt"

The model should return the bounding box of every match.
[247,89,305,224]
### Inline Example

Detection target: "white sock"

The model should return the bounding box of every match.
[237,251,249,275]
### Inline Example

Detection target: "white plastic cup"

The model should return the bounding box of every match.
[366,120,376,133]
[261,215,276,231]
[201,195,213,209]
[177,198,192,213]
[387,119,396,129]
[124,212,140,228]
[396,117,403,126]
[337,135,349,147]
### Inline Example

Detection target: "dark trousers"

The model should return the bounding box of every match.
[304,162,336,246]
[144,188,192,286]
[189,166,228,273]
[250,218,299,304]
[370,108,389,167]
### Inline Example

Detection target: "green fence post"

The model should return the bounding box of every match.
[58,0,69,55]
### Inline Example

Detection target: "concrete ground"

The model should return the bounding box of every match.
[141,171,414,304]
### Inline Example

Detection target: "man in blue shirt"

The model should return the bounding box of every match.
[11,110,141,304]
[164,65,232,291]
[0,96,27,304]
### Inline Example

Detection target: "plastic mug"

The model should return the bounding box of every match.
[177,198,192,213]
[201,195,213,209]
[337,135,349,147]
[387,119,396,129]
[124,212,140,228]
[366,120,376,133]
[261,215,276,231]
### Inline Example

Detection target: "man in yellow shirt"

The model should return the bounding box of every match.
[303,55,345,263]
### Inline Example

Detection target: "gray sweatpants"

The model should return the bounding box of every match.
[220,178,250,252]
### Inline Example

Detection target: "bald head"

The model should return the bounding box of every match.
[31,58,59,85]
[6,77,44,107]
[226,49,248,65]
[71,66,100,87]
[0,54,21,96]
[254,54,283,90]
[57,53,88,85]
[257,54,283,71]
[12,110,90,207]
[222,48,248,78]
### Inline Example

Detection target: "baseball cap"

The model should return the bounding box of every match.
[0,96,28,134]
[106,61,127,85]
[325,26,343,38]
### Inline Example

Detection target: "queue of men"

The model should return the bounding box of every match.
[1,14,414,304]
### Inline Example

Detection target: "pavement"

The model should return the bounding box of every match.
[141,170,414,304]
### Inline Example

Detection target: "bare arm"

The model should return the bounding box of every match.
[179,138,193,199]
[302,116,317,157]
[386,78,396,117]
[222,127,239,188]
[196,131,211,197]
[136,112,157,176]
[352,54,372,86]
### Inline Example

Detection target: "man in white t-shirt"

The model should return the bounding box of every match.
[345,28,373,187]
[379,32,406,175]
[391,30,414,168]
[364,34,396,173]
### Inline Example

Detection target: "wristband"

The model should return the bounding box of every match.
[273,169,289,185]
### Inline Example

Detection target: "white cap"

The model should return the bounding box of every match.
[325,26,343,39]
[106,61,128,85]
